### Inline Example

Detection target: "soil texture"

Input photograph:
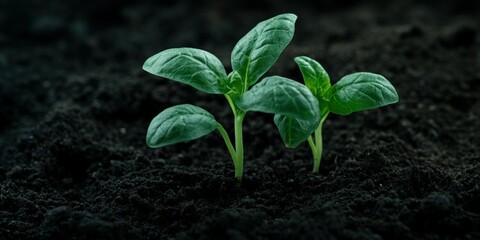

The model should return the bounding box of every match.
[1,0,480,239]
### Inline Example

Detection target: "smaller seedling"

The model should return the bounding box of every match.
[276,56,399,173]
[143,14,320,181]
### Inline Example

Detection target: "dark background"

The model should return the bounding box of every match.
[1,0,479,239]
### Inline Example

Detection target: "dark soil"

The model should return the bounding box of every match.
[1,0,480,239]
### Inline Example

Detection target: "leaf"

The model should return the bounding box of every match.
[326,72,399,115]
[237,76,320,147]
[146,104,218,148]
[294,56,331,97]
[231,13,297,87]
[224,71,244,100]
[237,76,319,119]
[143,48,227,94]
[274,114,319,148]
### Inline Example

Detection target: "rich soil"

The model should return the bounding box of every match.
[1,0,479,239]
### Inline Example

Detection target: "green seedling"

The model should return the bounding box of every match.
[276,56,399,173]
[143,14,320,181]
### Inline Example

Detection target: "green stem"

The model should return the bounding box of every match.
[307,136,319,165]
[234,113,245,182]
[312,127,323,173]
[224,94,246,182]
[312,112,329,173]
[225,95,237,114]
[216,124,237,166]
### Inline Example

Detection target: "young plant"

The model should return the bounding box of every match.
[275,56,399,173]
[143,14,320,181]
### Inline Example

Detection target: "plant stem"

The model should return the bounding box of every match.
[312,127,323,173]
[234,113,245,182]
[312,112,329,173]
[216,124,237,166]
[224,94,246,182]
[307,136,319,164]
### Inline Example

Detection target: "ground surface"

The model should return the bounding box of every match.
[1,0,479,239]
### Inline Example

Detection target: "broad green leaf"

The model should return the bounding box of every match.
[326,72,399,115]
[143,48,227,94]
[236,76,320,119]
[237,76,320,147]
[274,114,319,148]
[231,13,297,87]
[146,104,218,148]
[294,56,331,97]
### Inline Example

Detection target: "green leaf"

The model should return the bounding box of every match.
[224,71,244,99]
[231,13,297,87]
[146,104,218,148]
[237,76,320,147]
[326,72,399,115]
[143,48,227,94]
[294,56,331,97]
[274,114,319,148]
[237,76,319,119]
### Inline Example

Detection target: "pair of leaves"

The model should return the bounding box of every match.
[295,56,398,115]
[146,77,321,149]
[279,56,399,147]
[143,13,296,96]
[271,69,398,148]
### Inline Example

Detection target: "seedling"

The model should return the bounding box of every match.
[143,14,320,181]
[275,56,399,173]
